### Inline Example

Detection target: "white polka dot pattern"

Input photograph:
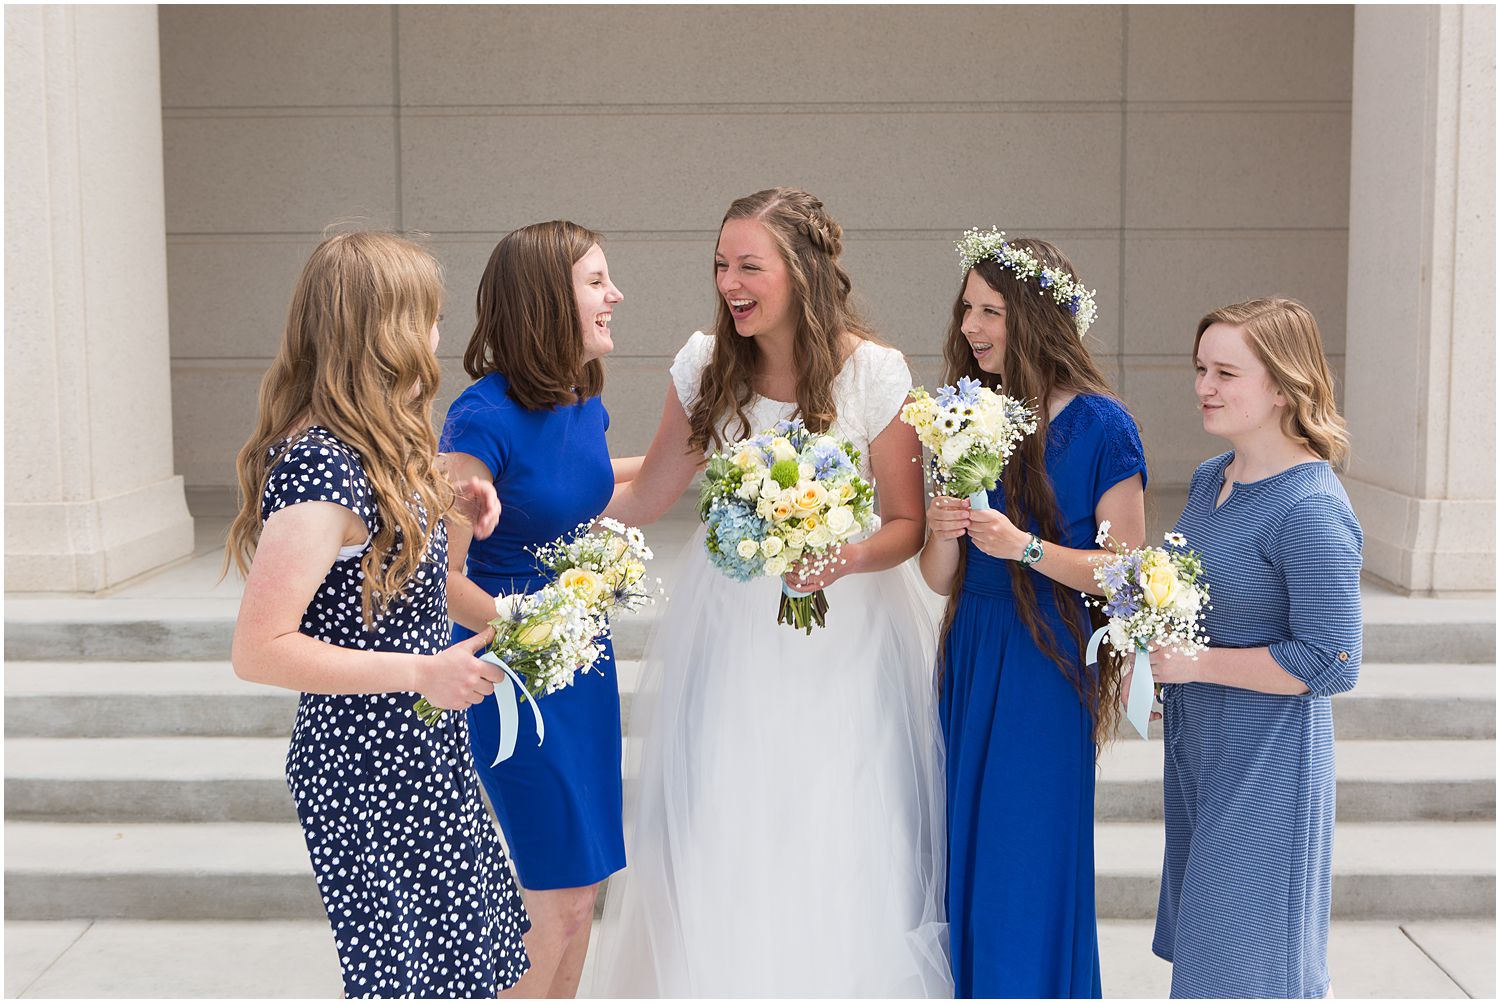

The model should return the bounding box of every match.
[262,427,530,998]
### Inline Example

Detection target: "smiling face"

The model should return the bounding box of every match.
[958,269,1007,374]
[573,243,623,363]
[714,218,796,342]
[1195,321,1288,443]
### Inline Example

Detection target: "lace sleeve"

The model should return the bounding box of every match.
[668,331,714,412]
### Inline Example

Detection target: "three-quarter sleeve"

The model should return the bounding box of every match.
[1267,493,1365,696]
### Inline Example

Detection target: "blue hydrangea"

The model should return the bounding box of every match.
[704,498,770,582]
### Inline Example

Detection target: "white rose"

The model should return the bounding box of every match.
[736,539,760,560]
[784,528,808,549]
[762,555,788,577]
[806,524,834,549]
[760,536,784,558]
[770,437,797,462]
[798,462,816,481]
[494,593,523,619]
[1170,585,1202,616]
[1107,619,1130,652]
[736,476,762,500]
[825,505,857,538]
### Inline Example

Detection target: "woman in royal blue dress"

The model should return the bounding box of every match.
[919,231,1148,998]
[1149,298,1362,998]
[227,231,530,997]
[440,221,625,998]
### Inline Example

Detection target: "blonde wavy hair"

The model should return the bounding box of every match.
[225,231,454,623]
[687,187,877,454]
[1195,298,1349,466]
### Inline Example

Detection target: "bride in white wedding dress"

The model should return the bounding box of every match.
[590,188,951,998]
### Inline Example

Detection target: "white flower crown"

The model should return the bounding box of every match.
[955,227,1099,338]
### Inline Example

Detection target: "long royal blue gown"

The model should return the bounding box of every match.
[442,371,626,891]
[939,393,1147,999]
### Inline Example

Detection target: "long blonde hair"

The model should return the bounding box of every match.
[687,188,876,453]
[226,231,454,623]
[1195,298,1349,466]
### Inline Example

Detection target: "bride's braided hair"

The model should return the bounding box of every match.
[687,188,880,454]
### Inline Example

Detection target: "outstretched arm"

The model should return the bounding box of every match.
[603,386,704,526]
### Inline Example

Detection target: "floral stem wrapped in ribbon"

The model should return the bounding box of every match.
[697,418,874,634]
[413,519,657,763]
[899,376,1037,510]
[1083,523,1211,739]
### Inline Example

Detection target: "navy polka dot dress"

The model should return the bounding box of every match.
[262,426,530,999]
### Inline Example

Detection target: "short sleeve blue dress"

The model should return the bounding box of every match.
[442,373,626,891]
[939,394,1147,999]
[267,426,530,998]
[1153,453,1363,998]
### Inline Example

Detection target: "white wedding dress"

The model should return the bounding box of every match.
[590,333,952,998]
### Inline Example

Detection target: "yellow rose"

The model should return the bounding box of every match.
[603,535,629,561]
[791,481,829,515]
[625,559,645,583]
[800,512,821,532]
[515,619,557,649]
[559,567,605,604]
[731,449,759,470]
[1139,564,1180,609]
[770,437,797,463]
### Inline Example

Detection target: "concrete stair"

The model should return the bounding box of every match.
[5,557,1495,923]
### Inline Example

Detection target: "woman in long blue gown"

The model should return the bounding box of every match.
[1150,299,1361,998]
[919,233,1147,998]
[441,221,627,999]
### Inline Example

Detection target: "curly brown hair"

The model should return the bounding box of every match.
[686,188,878,453]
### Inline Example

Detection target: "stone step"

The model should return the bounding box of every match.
[4,584,1492,665]
[5,660,1490,742]
[6,819,1491,921]
[7,736,1491,824]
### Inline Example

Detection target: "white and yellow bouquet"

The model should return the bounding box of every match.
[899,376,1037,509]
[1083,524,1211,738]
[697,418,875,633]
[532,517,659,622]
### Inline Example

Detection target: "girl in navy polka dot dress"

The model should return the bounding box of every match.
[226,232,530,998]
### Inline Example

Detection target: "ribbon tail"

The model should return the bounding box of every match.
[480,651,546,767]
[1124,645,1154,740]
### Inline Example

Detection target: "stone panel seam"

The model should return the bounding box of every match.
[391,5,403,231]
[15,917,95,997]
[1118,3,1130,377]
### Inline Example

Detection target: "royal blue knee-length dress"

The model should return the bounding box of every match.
[1153,453,1362,998]
[442,372,626,891]
[939,394,1146,999]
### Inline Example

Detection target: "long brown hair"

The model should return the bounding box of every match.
[1195,298,1349,466]
[938,238,1130,749]
[463,220,606,410]
[225,231,454,624]
[687,188,876,453]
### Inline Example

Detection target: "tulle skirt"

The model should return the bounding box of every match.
[590,527,953,998]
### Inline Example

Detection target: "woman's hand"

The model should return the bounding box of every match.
[453,476,501,540]
[783,541,864,593]
[413,627,503,710]
[926,495,970,541]
[1148,644,1201,685]
[966,508,1032,561]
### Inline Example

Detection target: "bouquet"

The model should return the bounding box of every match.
[899,376,1037,509]
[1083,523,1210,738]
[414,520,657,762]
[697,418,875,633]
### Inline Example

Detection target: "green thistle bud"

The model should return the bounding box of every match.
[770,459,800,489]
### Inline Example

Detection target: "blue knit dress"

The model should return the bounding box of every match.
[1154,453,1363,998]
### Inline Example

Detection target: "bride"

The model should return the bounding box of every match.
[591,187,951,997]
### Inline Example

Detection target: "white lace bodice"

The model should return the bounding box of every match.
[669,331,913,482]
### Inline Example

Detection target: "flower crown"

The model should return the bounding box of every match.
[955,227,1099,338]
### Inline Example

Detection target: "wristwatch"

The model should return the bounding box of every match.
[1019,534,1044,567]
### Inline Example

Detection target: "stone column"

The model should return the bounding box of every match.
[5,5,194,591]
[1341,5,1495,594]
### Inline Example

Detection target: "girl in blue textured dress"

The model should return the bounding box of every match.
[227,231,530,998]
[919,233,1147,998]
[1149,299,1362,998]
[440,220,625,998]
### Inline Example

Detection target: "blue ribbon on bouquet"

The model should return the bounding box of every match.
[1086,627,1154,740]
[966,489,991,511]
[480,651,545,767]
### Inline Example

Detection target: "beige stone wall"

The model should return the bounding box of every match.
[161,4,1354,494]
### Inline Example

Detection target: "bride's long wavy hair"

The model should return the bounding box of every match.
[937,238,1130,750]
[686,187,878,454]
[225,231,454,624]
